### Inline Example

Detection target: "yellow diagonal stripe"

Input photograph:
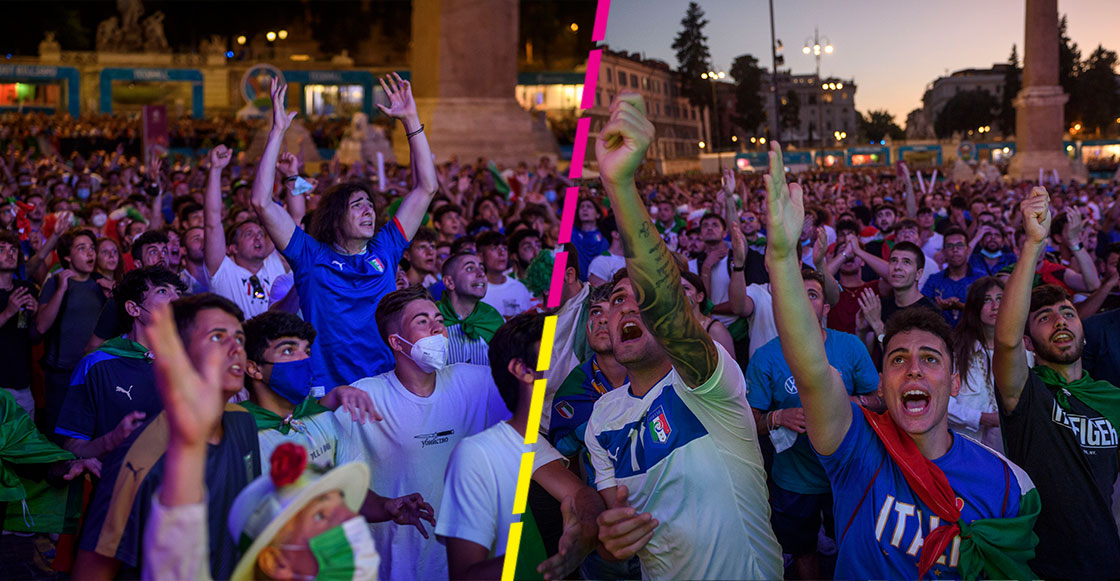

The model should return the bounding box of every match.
[500,521,523,581]
[536,315,557,371]
[524,378,547,445]
[513,451,534,514]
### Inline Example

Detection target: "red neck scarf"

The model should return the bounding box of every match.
[861,407,962,578]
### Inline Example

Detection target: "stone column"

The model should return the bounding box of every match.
[1008,0,1072,182]
[398,0,558,165]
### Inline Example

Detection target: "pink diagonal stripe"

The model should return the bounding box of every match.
[569,117,591,180]
[558,187,580,244]
[547,252,569,308]
[591,0,611,42]
[581,49,602,110]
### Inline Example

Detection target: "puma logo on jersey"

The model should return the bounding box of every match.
[116,385,134,400]
[331,260,346,271]
[124,461,142,480]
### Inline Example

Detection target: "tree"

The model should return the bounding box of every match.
[780,90,800,135]
[1077,45,1120,135]
[729,54,766,135]
[672,2,713,112]
[934,89,999,139]
[860,110,905,142]
[999,45,1022,136]
[1058,15,1083,124]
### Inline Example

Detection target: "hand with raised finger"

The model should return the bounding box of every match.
[721,166,736,198]
[269,77,297,134]
[376,72,417,119]
[597,485,658,561]
[595,93,654,189]
[764,142,805,260]
[1021,187,1051,244]
[1063,207,1083,242]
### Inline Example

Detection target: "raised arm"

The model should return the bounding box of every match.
[596,93,717,388]
[250,78,298,251]
[764,143,852,456]
[1060,209,1100,292]
[993,188,1050,412]
[378,73,438,240]
[203,146,231,274]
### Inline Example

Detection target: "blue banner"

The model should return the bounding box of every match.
[0,64,80,117]
[99,68,204,117]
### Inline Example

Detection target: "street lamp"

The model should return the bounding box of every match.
[266,31,277,42]
[803,27,833,148]
[278,29,289,40]
[236,35,247,46]
[701,70,726,167]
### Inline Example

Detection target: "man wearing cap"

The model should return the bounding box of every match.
[141,301,381,580]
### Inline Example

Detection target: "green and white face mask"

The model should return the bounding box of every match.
[277,516,380,580]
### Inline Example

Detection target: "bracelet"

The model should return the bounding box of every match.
[406,124,425,139]
[1069,242,1083,252]
[732,263,745,272]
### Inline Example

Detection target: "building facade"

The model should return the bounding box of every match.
[759,72,859,147]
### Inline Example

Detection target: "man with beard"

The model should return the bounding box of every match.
[994,187,1120,579]
[205,145,289,319]
[437,252,502,366]
[584,94,782,579]
[508,228,542,281]
[403,227,439,288]
[969,224,1017,276]
[179,226,208,294]
[37,228,104,434]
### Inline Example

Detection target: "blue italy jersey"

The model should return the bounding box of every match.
[548,355,625,486]
[921,270,980,327]
[570,229,608,281]
[282,220,409,387]
[819,403,1036,580]
[746,329,878,494]
[56,350,160,442]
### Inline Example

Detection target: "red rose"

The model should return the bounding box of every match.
[270,443,308,488]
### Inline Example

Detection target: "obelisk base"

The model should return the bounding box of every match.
[392,98,559,166]
[1009,85,1070,182]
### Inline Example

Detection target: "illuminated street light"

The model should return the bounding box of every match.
[278,29,288,40]
[266,31,277,42]
[759,137,767,144]
[570,23,579,32]
[699,141,707,149]
[750,137,757,143]
[804,27,833,148]
[731,135,738,142]
[236,35,247,46]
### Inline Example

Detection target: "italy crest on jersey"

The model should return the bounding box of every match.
[647,406,672,444]
[368,256,385,273]
[554,401,575,420]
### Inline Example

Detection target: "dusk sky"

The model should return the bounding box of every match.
[604,0,1119,122]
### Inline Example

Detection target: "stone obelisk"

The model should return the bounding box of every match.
[397,0,558,165]
[1008,0,1071,182]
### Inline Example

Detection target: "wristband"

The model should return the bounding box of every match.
[406,124,425,139]
[732,263,745,272]
[1069,242,1083,252]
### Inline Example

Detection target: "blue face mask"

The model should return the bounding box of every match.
[268,358,314,404]
[76,187,91,200]
[544,189,557,203]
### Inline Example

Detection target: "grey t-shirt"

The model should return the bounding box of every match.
[38,274,106,370]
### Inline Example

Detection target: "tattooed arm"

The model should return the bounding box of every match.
[596,93,717,388]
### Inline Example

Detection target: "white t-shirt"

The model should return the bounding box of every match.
[208,252,288,319]
[585,344,782,580]
[687,253,737,327]
[587,253,627,284]
[482,277,533,318]
[337,364,511,581]
[435,422,563,558]
[745,283,776,360]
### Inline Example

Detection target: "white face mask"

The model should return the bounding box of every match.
[392,333,448,373]
[92,214,108,227]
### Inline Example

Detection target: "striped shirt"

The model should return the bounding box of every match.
[445,323,490,366]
